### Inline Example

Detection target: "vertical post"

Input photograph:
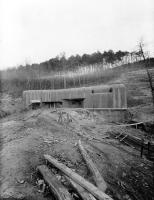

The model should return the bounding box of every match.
[139,43,154,108]
[140,139,144,158]
[147,142,151,158]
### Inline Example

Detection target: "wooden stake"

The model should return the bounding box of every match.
[140,139,144,158]
[147,142,151,158]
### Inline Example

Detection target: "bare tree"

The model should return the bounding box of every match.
[138,41,154,107]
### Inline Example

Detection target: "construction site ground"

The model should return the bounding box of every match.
[0,106,154,200]
[0,65,154,200]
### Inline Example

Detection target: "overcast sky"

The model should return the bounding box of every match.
[0,0,154,69]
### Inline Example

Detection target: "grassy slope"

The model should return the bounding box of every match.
[1,61,154,119]
[107,62,154,121]
[109,63,154,106]
[73,61,154,109]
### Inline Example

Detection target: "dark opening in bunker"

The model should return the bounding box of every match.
[30,100,41,109]
[43,101,62,108]
[63,98,84,108]
[31,102,41,109]
[109,88,113,92]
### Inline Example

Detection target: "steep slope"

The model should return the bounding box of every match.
[110,66,154,121]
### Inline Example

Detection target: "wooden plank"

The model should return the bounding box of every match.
[68,178,96,200]
[44,154,113,200]
[37,165,73,200]
[117,122,144,127]
[115,133,123,139]
[119,135,127,142]
[78,140,107,192]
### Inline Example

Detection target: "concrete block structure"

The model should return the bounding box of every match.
[23,84,127,109]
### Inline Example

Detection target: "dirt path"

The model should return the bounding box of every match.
[0,108,154,200]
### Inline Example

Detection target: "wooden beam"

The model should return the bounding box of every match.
[44,154,113,200]
[119,135,128,142]
[37,165,73,200]
[78,140,107,192]
[68,178,96,200]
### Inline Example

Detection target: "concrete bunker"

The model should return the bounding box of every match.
[23,84,127,109]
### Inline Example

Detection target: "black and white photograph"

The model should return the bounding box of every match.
[0,0,154,199]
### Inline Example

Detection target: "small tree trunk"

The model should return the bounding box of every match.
[139,43,154,108]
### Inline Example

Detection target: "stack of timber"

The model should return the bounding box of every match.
[44,154,113,200]
[37,144,113,200]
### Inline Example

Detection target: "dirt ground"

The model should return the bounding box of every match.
[0,106,154,200]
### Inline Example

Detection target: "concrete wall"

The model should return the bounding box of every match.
[111,86,127,108]
[23,84,127,109]
[87,108,129,123]
[84,93,113,108]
